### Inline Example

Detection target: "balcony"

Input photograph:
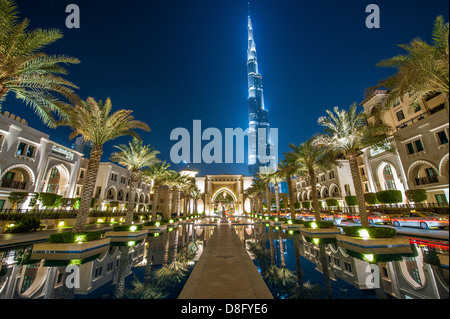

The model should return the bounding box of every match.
[415,176,439,186]
[1,180,27,190]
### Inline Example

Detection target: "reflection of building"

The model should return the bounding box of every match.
[0,111,84,209]
[0,242,144,298]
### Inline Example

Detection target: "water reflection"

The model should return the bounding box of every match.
[236,224,449,299]
[0,224,214,299]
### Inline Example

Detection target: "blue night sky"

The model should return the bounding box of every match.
[5,0,449,176]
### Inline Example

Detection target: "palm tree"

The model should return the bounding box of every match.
[58,97,150,233]
[369,15,449,115]
[110,138,160,225]
[278,159,299,220]
[286,138,335,222]
[257,166,276,217]
[315,103,390,228]
[143,162,170,221]
[162,170,184,219]
[175,174,189,217]
[269,171,284,218]
[251,179,266,215]
[0,0,80,126]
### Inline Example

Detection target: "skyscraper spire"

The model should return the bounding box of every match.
[246,3,274,176]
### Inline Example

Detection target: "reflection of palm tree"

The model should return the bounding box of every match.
[288,280,324,299]
[114,246,131,299]
[318,245,333,299]
[263,265,297,291]
[292,233,304,285]
[126,275,167,299]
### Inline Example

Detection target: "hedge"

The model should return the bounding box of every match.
[364,193,379,205]
[342,226,397,238]
[48,231,103,243]
[291,219,305,224]
[143,221,160,226]
[376,190,403,204]
[39,193,63,207]
[5,215,41,233]
[325,198,338,207]
[294,202,301,209]
[301,201,311,209]
[345,195,358,206]
[303,220,335,229]
[112,224,144,231]
[405,189,427,203]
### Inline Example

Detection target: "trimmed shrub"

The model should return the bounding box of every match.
[5,215,41,233]
[291,219,305,224]
[325,198,338,207]
[376,190,403,204]
[143,221,160,226]
[301,201,311,209]
[160,218,176,224]
[342,226,397,238]
[405,189,427,203]
[294,202,301,209]
[39,193,63,208]
[364,192,379,205]
[112,224,143,231]
[48,231,103,243]
[303,220,335,229]
[345,195,358,206]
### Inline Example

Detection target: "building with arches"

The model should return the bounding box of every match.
[0,111,84,210]
[361,90,449,205]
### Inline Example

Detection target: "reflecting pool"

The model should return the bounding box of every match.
[0,224,215,299]
[234,224,449,299]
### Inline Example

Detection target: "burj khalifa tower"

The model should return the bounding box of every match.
[246,3,276,176]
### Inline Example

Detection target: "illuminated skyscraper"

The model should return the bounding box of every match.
[246,3,275,176]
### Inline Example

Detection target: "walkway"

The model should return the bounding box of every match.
[178,222,273,299]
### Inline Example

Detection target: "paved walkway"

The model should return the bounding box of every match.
[178,222,273,299]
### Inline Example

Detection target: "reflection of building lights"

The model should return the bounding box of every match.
[313,238,320,245]
[127,241,136,247]
[363,254,374,262]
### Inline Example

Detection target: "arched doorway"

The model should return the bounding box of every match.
[212,189,236,216]
[43,164,70,196]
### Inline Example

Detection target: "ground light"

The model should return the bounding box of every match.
[311,222,318,229]
[130,225,137,232]
[358,228,370,239]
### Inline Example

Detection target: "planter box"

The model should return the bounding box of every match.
[336,234,413,254]
[281,223,303,230]
[104,229,148,240]
[31,238,111,260]
[143,224,167,232]
[300,227,342,238]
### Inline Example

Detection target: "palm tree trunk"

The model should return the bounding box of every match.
[166,187,173,219]
[275,184,280,218]
[286,173,296,220]
[277,230,286,268]
[151,183,160,221]
[309,168,321,222]
[125,169,139,225]
[176,187,181,217]
[268,227,275,266]
[115,246,130,299]
[259,194,264,215]
[348,154,369,228]
[73,144,103,233]
[265,183,271,217]
[319,245,333,299]
[293,233,303,285]
[163,230,171,266]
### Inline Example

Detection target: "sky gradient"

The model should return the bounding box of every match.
[5,0,449,176]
